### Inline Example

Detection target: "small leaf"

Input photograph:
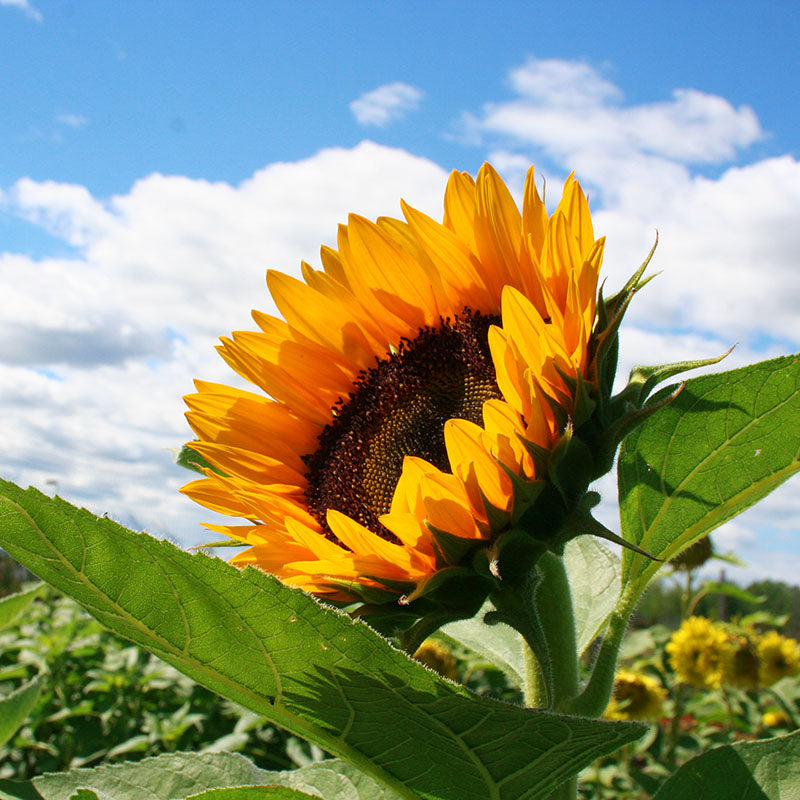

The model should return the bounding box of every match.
[652,729,800,799]
[562,536,620,656]
[442,602,525,686]
[0,582,45,631]
[0,673,43,749]
[619,354,800,595]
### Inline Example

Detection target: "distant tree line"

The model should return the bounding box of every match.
[633,572,800,637]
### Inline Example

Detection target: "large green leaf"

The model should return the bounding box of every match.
[0,582,45,631]
[33,753,397,800]
[618,354,800,593]
[0,481,645,800]
[652,729,800,799]
[0,674,43,749]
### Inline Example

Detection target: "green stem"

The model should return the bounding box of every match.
[667,682,684,772]
[535,552,579,710]
[560,583,639,718]
[523,639,547,708]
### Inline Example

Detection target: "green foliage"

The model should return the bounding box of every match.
[0,587,308,780]
[0,584,45,631]
[652,730,800,799]
[29,752,393,800]
[0,481,645,800]
[0,674,43,749]
[619,354,800,595]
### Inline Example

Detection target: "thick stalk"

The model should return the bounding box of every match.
[535,552,579,710]
[523,640,547,708]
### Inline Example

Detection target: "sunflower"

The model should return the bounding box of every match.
[181,163,651,618]
[665,616,731,689]
[758,630,800,686]
[604,670,667,721]
[721,633,760,689]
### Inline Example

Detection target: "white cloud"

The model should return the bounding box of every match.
[0,142,448,543]
[459,57,800,356]
[349,82,424,127]
[0,0,41,21]
[55,113,88,130]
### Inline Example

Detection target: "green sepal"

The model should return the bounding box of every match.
[591,239,658,412]
[561,497,662,562]
[187,539,246,550]
[401,565,490,609]
[174,443,227,477]
[324,577,403,606]
[594,382,685,477]
[547,425,595,508]
[518,436,550,477]
[427,523,484,567]
[602,234,659,318]
[617,346,734,408]
[488,528,547,585]
[515,482,570,545]
[478,487,512,533]
[497,462,547,527]
[553,364,597,429]
[348,566,492,645]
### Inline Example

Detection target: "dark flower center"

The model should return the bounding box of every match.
[303,309,501,542]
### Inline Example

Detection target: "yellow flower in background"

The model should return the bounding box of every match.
[762,710,791,728]
[181,163,607,604]
[413,639,459,681]
[666,616,730,689]
[758,631,800,686]
[721,634,760,689]
[605,671,667,721]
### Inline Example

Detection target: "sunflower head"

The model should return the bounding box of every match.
[180,162,678,630]
[605,670,667,721]
[665,616,730,689]
[762,709,792,728]
[758,630,800,686]
[670,535,714,572]
[721,633,760,689]
[413,638,459,681]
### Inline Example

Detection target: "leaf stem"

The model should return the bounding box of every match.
[560,583,639,718]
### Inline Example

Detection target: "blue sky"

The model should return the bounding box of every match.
[1,0,799,584]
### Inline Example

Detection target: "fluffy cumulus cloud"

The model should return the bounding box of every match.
[460,57,800,361]
[0,142,448,543]
[349,82,424,127]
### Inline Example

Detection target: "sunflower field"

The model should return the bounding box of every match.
[2,566,800,799]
